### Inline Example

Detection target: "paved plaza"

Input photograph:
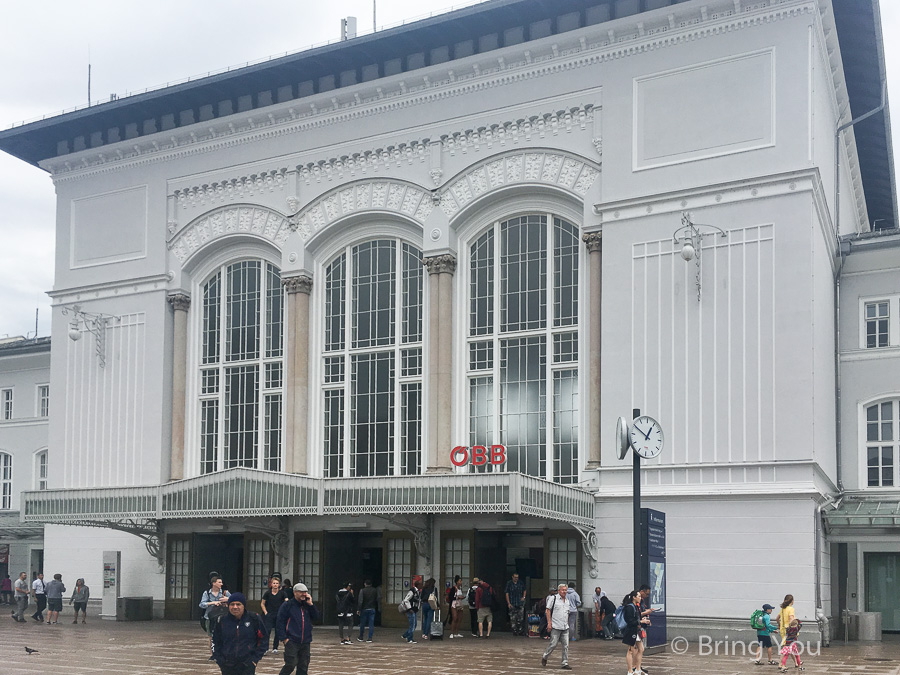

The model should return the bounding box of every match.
[0,614,898,675]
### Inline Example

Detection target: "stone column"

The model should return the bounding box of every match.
[168,293,190,481]
[282,274,313,475]
[424,254,457,473]
[582,231,602,469]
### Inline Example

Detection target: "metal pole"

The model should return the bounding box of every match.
[633,407,642,589]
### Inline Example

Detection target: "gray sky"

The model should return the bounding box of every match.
[1,0,898,338]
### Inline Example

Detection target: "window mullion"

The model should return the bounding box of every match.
[343,245,353,478]
[492,221,501,475]
[546,213,554,482]
[218,263,227,473]
[257,267,267,470]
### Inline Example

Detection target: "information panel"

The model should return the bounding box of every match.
[640,509,666,648]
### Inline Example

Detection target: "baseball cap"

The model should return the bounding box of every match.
[228,592,247,605]
[472,577,480,584]
[762,603,775,611]
[293,582,309,592]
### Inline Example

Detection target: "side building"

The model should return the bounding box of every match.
[0,0,896,634]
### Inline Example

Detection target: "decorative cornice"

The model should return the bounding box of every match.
[438,150,600,219]
[440,108,592,157]
[174,168,290,211]
[298,141,430,185]
[423,254,457,276]
[43,1,815,185]
[167,293,191,311]
[582,231,602,253]
[168,205,292,267]
[282,275,313,295]
[48,274,172,306]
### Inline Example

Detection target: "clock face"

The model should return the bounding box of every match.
[629,415,664,459]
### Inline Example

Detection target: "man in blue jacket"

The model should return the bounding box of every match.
[211,592,268,675]
[276,582,320,675]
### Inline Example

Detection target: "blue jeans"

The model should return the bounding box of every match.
[402,611,418,641]
[358,609,375,640]
[421,605,434,637]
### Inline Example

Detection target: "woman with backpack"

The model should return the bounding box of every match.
[200,576,230,660]
[401,579,422,644]
[622,590,650,675]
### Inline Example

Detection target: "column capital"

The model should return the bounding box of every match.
[582,231,603,253]
[423,254,457,276]
[167,293,191,311]
[282,274,313,295]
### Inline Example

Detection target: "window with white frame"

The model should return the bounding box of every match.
[548,536,577,589]
[866,399,899,487]
[467,214,580,483]
[0,453,11,509]
[443,537,471,587]
[295,537,320,599]
[866,301,890,349]
[386,537,412,605]
[37,385,49,418]
[1,389,11,420]
[321,240,423,477]
[35,450,47,490]
[198,260,283,474]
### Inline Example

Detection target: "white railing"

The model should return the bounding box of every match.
[22,468,594,527]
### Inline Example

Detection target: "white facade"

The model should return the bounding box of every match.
[0,0,896,633]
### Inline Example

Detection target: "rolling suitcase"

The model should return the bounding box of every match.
[430,609,444,640]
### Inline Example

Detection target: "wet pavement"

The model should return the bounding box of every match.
[0,612,898,674]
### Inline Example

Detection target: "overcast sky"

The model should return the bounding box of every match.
[1,0,898,339]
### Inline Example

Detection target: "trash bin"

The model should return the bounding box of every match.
[858,612,882,641]
[116,596,153,621]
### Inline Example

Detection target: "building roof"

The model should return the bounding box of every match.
[0,336,51,357]
[0,0,895,229]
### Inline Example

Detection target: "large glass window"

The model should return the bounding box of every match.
[322,240,423,477]
[865,301,890,348]
[199,260,283,474]
[386,537,412,605]
[444,537,471,588]
[866,400,899,487]
[548,536,577,589]
[295,537,321,599]
[35,450,47,491]
[467,215,580,482]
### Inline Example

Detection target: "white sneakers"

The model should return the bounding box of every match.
[449,633,464,638]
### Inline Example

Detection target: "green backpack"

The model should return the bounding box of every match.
[750,609,766,631]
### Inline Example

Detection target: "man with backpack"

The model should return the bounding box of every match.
[211,593,269,675]
[751,603,778,666]
[475,578,495,638]
[467,579,480,637]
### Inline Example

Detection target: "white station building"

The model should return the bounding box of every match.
[1,0,898,635]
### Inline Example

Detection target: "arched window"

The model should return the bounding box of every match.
[0,452,11,509]
[322,240,423,477]
[866,399,899,487]
[198,260,283,474]
[467,214,580,483]
[34,449,47,490]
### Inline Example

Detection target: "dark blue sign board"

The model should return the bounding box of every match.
[640,508,666,648]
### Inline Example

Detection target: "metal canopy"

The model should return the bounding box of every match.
[22,467,595,529]
[823,498,900,529]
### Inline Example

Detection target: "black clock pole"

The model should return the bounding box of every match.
[633,407,642,589]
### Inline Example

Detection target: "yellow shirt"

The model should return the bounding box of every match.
[778,605,795,639]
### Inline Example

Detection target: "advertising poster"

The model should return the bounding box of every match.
[641,509,667,648]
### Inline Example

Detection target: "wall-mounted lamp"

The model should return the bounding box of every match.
[672,212,728,300]
[62,305,120,367]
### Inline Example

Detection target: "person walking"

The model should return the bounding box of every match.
[45,573,66,624]
[622,590,650,675]
[261,577,287,653]
[541,583,572,670]
[752,603,778,666]
[778,619,804,672]
[566,582,581,641]
[475,578,495,638]
[31,572,47,622]
[211,592,268,675]
[448,576,465,639]
[505,572,527,636]
[777,594,796,643]
[401,579,421,643]
[12,571,28,623]
[69,578,90,624]
[420,578,437,640]
[467,578,480,637]
[276,582,319,675]
[335,582,355,645]
[1,574,12,605]
[201,576,231,660]
[356,579,378,642]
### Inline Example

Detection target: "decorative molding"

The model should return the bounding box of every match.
[168,205,292,266]
[289,180,434,240]
[43,1,817,185]
[438,150,600,218]
[298,142,429,185]
[48,274,172,306]
[167,293,191,311]
[282,274,313,295]
[582,231,602,253]
[423,254,457,275]
[173,168,290,212]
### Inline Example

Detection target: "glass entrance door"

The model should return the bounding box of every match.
[865,552,900,632]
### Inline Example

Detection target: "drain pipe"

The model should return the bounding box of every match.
[815,495,841,647]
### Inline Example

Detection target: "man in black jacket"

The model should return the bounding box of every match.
[277,583,320,675]
[356,579,378,642]
[335,582,355,645]
[211,592,269,675]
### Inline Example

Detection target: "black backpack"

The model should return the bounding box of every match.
[466,586,478,608]
[480,584,494,609]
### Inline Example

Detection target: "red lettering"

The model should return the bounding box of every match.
[472,445,488,465]
[490,445,506,465]
[450,446,468,467]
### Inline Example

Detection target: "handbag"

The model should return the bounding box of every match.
[428,591,438,611]
[398,599,411,613]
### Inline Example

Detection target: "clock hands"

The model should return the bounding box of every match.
[634,423,651,441]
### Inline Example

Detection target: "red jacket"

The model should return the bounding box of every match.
[475,582,492,609]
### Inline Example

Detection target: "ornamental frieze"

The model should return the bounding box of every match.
[168,206,292,266]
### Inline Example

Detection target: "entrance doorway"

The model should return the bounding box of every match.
[321,533,383,625]
[865,552,900,632]
[193,534,244,620]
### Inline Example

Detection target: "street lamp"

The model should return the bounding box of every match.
[672,212,727,300]
[62,305,120,368]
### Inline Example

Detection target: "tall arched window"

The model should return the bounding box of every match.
[0,452,11,509]
[322,240,423,477]
[198,260,283,474]
[34,449,47,490]
[467,214,579,483]
[866,399,899,487]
